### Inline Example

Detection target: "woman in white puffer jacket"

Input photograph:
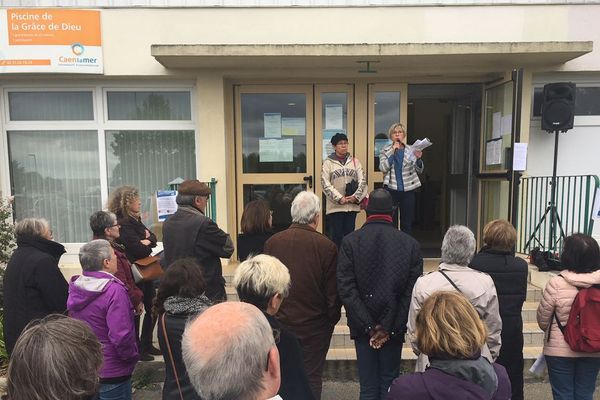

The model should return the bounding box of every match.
[537,233,600,400]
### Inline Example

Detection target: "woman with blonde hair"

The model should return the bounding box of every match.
[108,185,158,361]
[378,123,424,234]
[387,291,511,400]
[233,254,314,400]
[470,219,528,400]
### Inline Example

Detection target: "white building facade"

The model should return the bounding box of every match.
[0,1,599,259]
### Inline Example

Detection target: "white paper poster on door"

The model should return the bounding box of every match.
[263,113,282,138]
[486,139,502,165]
[259,138,293,162]
[282,117,306,136]
[513,142,528,171]
[492,112,502,139]
[325,104,343,130]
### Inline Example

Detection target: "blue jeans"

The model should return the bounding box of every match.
[98,379,132,400]
[546,356,600,400]
[327,211,357,248]
[385,188,416,235]
[355,337,401,400]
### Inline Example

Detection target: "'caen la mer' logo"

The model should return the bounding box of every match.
[71,43,84,56]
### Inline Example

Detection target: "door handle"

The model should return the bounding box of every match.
[303,176,313,189]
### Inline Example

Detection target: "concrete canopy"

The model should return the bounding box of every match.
[151,42,592,78]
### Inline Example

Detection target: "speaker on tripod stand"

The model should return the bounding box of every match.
[541,82,576,132]
[525,83,576,266]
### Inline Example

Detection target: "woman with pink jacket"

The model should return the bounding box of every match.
[537,233,600,400]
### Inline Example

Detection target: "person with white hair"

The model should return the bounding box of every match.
[407,225,502,372]
[3,217,68,355]
[264,191,341,400]
[182,301,281,400]
[68,239,139,400]
[233,254,314,400]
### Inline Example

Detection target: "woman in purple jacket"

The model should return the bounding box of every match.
[68,239,139,400]
[387,291,511,400]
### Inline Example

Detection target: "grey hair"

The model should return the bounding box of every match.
[89,211,117,237]
[291,191,320,224]
[176,194,196,206]
[79,239,112,272]
[233,254,291,311]
[6,314,103,400]
[182,303,275,400]
[15,218,50,238]
[441,225,476,266]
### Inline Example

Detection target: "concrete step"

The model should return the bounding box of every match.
[326,345,545,362]
[328,322,544,350]
[332,301,540,326]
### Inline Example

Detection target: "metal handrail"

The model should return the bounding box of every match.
[517,174,599,255]
[167,178,218,222]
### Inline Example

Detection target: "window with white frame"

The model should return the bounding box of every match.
[5,88,196,243]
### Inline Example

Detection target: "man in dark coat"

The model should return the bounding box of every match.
[470,219,528,400]
[264,191,340,400]
[337,189,423,400]
[3,218,68,355]
[162,180,234,301]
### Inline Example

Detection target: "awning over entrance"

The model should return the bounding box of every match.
[151,41,592,78]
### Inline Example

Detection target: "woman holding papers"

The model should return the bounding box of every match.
[379,123,424,234]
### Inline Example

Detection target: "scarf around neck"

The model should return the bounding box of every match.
[163,295,212,315]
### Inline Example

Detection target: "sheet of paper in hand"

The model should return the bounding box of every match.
[407,138,433,161]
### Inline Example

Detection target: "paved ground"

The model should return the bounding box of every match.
[133,379,600,399]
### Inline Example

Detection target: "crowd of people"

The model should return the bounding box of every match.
[2,123,600,400]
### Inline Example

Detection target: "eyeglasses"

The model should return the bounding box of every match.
[265,329,281,371]
[109,224,120,228]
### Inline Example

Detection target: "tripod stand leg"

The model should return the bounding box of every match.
[525,205,552,251]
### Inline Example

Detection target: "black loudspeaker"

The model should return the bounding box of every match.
[541,82,576,132]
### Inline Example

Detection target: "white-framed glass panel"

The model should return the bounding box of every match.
[8,130,101,242]
[106,91,192,121]
[105,130,196,238]
[374,91,400,172]
[240,92,307,174]
[481,81,513,172]
[8,91,94,121]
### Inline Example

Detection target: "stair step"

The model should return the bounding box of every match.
[326,345,545,362]
[329,322,544,349]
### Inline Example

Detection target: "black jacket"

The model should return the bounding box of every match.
[265,313,315,400]
[337,217,423,340]
[237,232,273,262]
[158,312,202,400]
[3,235,68,355]
[116,214,157,263]
[470,247,528,400]
[162,206,234,301]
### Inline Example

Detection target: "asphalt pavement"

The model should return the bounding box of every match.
[133,379,600,399]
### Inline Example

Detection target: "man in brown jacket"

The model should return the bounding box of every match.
[264,191,340,400]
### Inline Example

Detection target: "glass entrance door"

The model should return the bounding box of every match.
[477,69,524,240]
[234,84,354,235]
[235,85,314,233]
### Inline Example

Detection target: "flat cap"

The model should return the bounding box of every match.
[178,180,211,196]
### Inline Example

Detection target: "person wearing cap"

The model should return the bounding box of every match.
[337,188,423,400]
[162,179,234,301]
[321,132,368,248]
[379,123,424,235]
